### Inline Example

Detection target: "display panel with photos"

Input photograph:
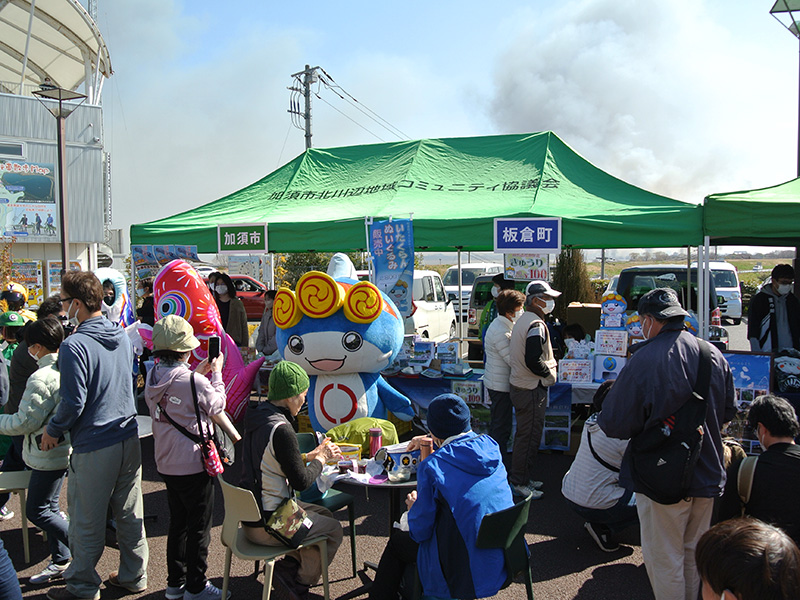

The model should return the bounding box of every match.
[722,351,772,455]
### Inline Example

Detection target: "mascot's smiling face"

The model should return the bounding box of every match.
[274,272,404,376]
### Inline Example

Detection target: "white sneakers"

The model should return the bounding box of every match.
[30,561,69,585]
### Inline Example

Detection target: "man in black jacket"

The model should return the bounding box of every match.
[748,264,800,353]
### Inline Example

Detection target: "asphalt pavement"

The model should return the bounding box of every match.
[4,435,655,600]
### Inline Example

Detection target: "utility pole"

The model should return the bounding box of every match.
[288,65,320,150]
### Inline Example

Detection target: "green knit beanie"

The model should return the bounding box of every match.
[268,361,310,403]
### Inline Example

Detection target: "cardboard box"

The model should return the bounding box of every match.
[566,303,602,338]
[594,355,627,382]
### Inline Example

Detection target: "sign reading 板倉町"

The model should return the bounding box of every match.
[217,223,268,254]
[493,217,561,253]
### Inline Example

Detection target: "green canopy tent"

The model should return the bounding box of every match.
[130,131,703,252]
[704,177,800,246]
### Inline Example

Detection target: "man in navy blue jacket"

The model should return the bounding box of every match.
[370,394,515,599]
[598,288,734,600]
[43,271,148,600]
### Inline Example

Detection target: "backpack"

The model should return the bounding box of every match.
[629,339,712,505]
[736,455,759,513]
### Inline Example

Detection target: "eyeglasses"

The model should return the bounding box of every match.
[59,297,74,305]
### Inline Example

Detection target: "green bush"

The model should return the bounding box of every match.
[552,247,594,322]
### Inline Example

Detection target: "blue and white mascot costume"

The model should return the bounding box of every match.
[94,267,135,326]
[274,256,414,432]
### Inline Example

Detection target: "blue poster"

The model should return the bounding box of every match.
[369,218,414,317]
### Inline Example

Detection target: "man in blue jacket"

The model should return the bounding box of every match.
[598,288,735,600]
[369,394,515,599]
[42,271,148,600]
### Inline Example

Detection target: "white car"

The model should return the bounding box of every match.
[442,262,503,321]
[403,270,457,342]
[692,261,742,325]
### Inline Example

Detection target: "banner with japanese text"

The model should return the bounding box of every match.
[369,218,414,317]
[218,223,268,254]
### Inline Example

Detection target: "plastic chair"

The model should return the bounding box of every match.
[297,432,358,578]
[0,470,32,563]
[476,492,534,600]
[218,476,330,600]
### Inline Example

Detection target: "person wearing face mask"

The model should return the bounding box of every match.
[213,273,248,348]
[483,289,525,460]
[716,395,800,546]
[598,287,735,600]
[42,271,148,600]
[747,264,800,353]
[0,316,72,586]
[255,290,278,357]
[507,280,561,498]
[479,274,517,345]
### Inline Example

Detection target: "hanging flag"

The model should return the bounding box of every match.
[369,218,414,317]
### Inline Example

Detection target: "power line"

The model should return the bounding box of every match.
[314,93,387,142]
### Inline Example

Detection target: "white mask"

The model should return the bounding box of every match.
[491,287,499,298]
[778,283,793,296]
[642,316,654,340]
[542,298,555,314]
[66,300,80,328]
[513,309,524,320]
[28,349,39,362]
[215,285,228,295]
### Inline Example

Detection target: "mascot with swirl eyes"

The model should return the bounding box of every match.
[139,260,264,421]
[274,258,414,432]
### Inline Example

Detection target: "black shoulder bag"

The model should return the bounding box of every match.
[629,340,712,505]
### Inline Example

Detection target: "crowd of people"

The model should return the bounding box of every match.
[0,265,799,600]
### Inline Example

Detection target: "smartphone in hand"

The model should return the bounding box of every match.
[208,335,221,361]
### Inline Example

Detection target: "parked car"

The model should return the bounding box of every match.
[442,262,503,322]
[604,274,619,296]
[691,261,742,325]
[615,265,729,349]
[205,274,268,321]
[403,270,457,342]
[466,274,531,360]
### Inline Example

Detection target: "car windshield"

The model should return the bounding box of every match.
[442,269,483,287]
[711,270,738,288]
[471,279,530,308]
[618,269,717,312]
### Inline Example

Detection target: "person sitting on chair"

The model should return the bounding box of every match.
[240,360,343,600]
[369,393,515,600]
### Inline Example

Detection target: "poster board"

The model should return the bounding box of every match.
[722,351,772,455]
[12,259,44,307]
[503,253,549,281]
[540,385,571,451]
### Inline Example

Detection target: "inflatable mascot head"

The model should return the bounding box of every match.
[274,255,412,431]
[144,260,264,421]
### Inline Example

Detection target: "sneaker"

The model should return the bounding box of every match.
[30,561,70,585]
[584,522,620,552]
[47,587,100,600]
[511,483,544,500]
[106,571,147,593]
[527,480,544,490]
[0,506,14,521]
[183,581,231,600]
[166,584,186,599]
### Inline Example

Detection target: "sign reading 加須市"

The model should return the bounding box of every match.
[493,217,561,253]
[217,223,268,254]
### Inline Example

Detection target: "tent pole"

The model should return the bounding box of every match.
[698,244,705,336]
[457,248,463,346]
[703,236,711,340]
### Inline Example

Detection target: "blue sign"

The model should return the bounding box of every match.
[494,217,561,253]
[369,218,414,318]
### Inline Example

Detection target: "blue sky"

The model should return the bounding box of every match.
[91,0,800,249]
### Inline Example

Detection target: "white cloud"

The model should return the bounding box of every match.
[488,0,798,202]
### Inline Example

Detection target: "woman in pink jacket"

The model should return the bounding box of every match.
[145,315,241,600]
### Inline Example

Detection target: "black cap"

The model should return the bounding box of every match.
[637,288,689,319]
[491,273,515,290]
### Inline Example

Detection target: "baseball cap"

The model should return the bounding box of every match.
[0,311,25,327]
[637,288,689,319]
[526,280,561,297]
[152,315,200,352]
